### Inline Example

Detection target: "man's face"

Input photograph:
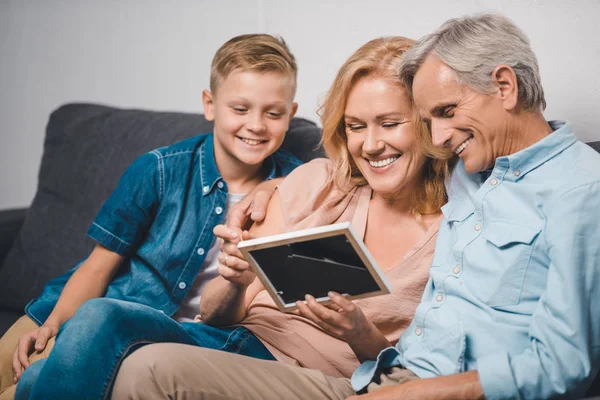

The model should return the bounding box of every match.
[412,55,508,174]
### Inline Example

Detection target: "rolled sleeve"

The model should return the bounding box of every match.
[480,182,600,399]
[88,152,161,256]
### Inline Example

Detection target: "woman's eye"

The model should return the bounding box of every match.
[347,124,365,132]
[382,122,401,129]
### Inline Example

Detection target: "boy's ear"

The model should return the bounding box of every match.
[491,65,519,111]
[288,102,298,122]
[202,89,215,121]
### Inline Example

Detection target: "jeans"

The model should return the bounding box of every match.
[15,298,274,400]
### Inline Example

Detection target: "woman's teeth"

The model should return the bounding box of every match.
[456,137,473,155]
[240,138,263,146]
[368,156,399,168]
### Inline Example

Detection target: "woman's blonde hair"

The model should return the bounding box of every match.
[318,37,455,215]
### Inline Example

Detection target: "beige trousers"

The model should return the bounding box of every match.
[0,316,55,400]
[112,343,419,400]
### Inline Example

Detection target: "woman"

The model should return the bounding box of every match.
[111,36,454,399]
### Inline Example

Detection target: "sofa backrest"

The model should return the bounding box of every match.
[0,103,325,312]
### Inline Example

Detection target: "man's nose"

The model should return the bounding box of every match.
[431,119,453,148]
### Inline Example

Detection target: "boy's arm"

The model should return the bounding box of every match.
[13,244,123,381]
[200,189,285,326]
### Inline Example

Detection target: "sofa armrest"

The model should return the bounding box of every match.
[0,208,27,267]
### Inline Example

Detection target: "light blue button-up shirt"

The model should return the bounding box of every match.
[352,121,600,399]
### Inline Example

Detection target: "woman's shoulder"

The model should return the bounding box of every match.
[278,158,334,194]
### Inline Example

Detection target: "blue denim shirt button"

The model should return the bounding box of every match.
[203,186,209,193]
[197,248,205,256]
[215,206,223,215]
[178,282,186,290]
[217,181,224,189]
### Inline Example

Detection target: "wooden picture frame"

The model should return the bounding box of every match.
[238,222,391,313]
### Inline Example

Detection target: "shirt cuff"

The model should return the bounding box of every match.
[477,351,519,400]
[87,222,131,256]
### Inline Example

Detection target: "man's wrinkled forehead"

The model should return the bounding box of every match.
[412,54,460,116]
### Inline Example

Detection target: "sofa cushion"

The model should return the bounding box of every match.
[0,103,324,313]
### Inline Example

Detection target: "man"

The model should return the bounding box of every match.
[112,13,600,400]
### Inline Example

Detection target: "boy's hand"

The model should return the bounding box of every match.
[213,225,256,287]
[12,323,58,382]
[227,178,282,231]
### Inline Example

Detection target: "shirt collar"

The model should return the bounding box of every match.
[199,133,279,196]
[496,120,576,180]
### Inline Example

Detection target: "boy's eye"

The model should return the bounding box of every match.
[267,111,284,118]
[232,107,248,113]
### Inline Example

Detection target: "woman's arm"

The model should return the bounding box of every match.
[13,243,123,381]
[199,189,286,326]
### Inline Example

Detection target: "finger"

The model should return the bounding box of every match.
[327,291,356,313]
[220,242,245,260]
[218,253,250,272]
[213,224,240,242]
[35,327,52,351]
[241,230,254,241]
[17,334,34,369]
[226,200,251,231]
[249,189,274,222]
[12,349,23,382]
[296,300,340,333]
[305,295,345,326]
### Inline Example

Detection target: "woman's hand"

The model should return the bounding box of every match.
[213,224,256,287]
[296,292,391,361]
[12,323,58,383]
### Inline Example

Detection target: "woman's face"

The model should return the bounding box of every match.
[345,76,427,201]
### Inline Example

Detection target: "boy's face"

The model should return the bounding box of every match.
[203,70,297,171]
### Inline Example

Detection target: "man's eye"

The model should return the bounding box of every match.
[443,107,455,118]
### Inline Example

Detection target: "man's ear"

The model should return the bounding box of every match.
[202,89,215,121]
[491,65,519,111]
[288,102,299,122]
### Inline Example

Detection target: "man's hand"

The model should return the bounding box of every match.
[347,371,485,400]
[12,323,58,383]
[226,178,282,231]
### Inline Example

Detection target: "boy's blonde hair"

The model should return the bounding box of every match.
[210,34,297,95]
[318,37,455,216]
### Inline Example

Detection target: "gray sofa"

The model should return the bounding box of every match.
[0,103,598,397]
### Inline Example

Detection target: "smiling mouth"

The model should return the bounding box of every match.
[367,156,400,168]
[455,136,474,155]
[238,137,267,146]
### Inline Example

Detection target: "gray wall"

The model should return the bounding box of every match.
[1,0,599,209]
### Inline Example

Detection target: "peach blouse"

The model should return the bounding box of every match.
[240,158,441,378]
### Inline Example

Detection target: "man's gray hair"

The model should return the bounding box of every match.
[400,13,546,111]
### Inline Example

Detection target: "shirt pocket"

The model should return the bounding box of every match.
[481,221,541,308]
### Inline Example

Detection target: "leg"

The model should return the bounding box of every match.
[365,366,420,393]
[28,298,197,400]
[0,315,55,400]
[113,343,354,400]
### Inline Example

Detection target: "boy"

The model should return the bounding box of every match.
[0,33,300,400]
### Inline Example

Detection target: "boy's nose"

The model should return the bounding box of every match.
[246,113,266,133]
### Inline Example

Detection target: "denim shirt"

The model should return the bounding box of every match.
[26,133,302,325]
[352,121,600,399]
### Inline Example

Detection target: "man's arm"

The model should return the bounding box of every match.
[348,371,484,400]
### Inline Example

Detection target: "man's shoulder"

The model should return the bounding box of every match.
[550,140,600,190]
